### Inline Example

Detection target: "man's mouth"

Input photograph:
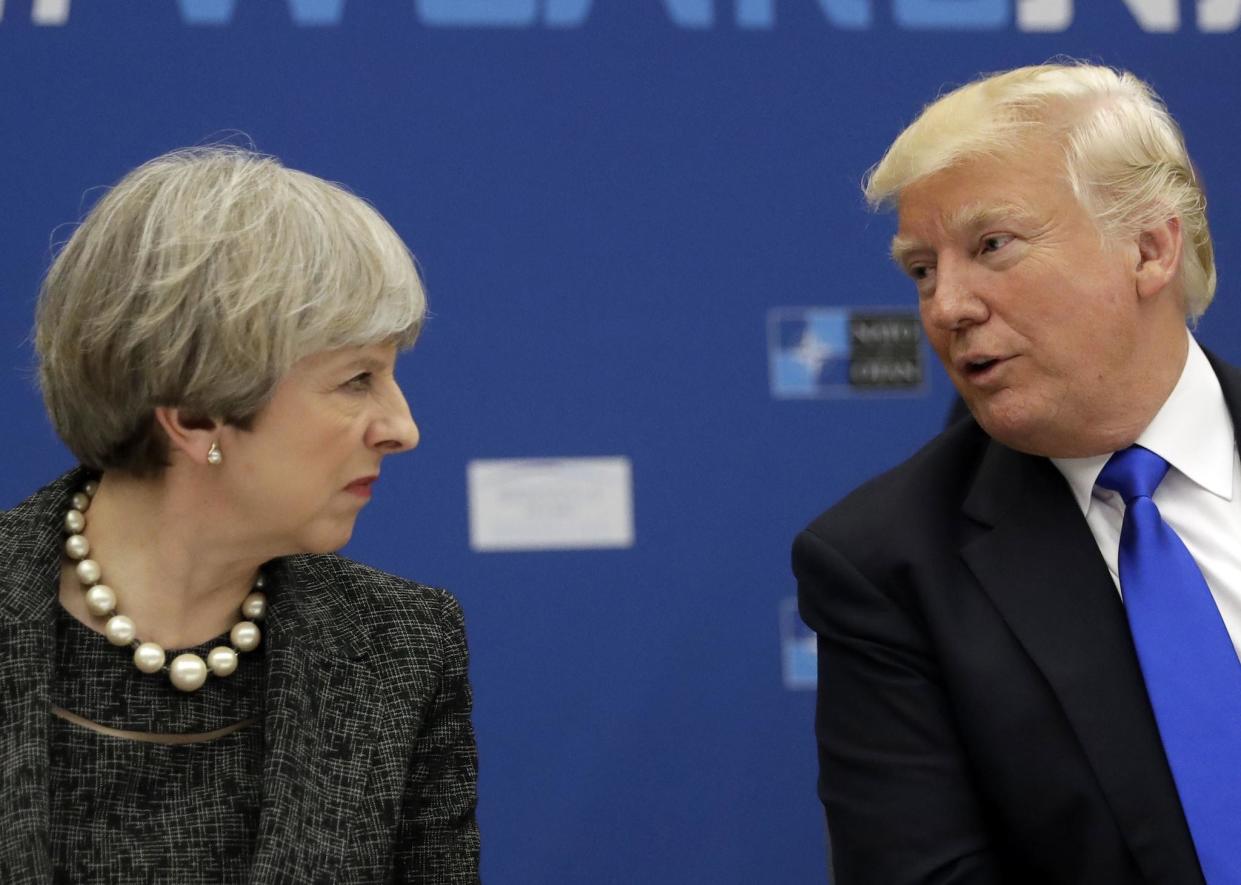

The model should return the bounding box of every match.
[965,357,1000,376]
[957,354,1011,382]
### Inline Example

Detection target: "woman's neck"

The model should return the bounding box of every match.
[58,470,268,650]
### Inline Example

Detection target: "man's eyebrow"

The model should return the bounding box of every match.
[889,202,1037,265]
[890,234,924,265]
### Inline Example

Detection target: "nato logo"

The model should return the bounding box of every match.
[767,307,925,398]
[780,598,816,690]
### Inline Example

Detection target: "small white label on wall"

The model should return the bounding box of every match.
[467,457,634,552]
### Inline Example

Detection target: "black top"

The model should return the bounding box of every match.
[49,604,265,884]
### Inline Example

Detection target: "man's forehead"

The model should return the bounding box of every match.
[898,196,1035,229]
[893,142,1060,220]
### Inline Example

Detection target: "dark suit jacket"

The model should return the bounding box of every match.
[792,354,1241,884]
[0,469,480,884]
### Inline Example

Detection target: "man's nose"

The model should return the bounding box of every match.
[923,256,989,332]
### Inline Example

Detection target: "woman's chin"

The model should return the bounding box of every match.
[292,521,357,556]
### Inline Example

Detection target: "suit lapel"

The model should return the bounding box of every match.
[961,442,1203,883]
[1204,349,1241,452]
[250,557,382,885]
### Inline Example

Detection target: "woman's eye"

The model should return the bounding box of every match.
[345,372,373,391]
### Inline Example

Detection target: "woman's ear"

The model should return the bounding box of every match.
[1135,215,1183,301]
[153,407,220,466]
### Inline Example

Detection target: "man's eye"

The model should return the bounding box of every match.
[908,264,933,281]
[345,372,373,391]
[980,234,1014,254]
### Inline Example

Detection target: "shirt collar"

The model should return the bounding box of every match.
[1051,332,1234,515]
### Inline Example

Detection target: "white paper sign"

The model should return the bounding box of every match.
[467,457,634,552]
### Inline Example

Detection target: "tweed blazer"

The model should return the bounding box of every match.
[0,469,480,884]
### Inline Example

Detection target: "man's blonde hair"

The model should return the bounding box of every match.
[864,63,1214,319]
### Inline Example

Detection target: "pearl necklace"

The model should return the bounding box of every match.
[63,481,267,692]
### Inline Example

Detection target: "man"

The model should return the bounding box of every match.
[794,63,1240,884]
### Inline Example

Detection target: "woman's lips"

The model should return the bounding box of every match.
[344,476,378,498]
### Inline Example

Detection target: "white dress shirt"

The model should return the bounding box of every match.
[1051,332,1241,660]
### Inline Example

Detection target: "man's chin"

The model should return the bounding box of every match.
[973,405,1106,459]
[970,400,1051,456]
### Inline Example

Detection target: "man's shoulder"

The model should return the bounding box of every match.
[803,416,994,550]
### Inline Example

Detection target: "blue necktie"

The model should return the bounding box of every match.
[1097,445,1241,883]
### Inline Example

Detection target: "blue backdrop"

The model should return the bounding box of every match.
[2,2,1239,882]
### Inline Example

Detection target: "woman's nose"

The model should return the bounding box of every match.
[368,382,420,453]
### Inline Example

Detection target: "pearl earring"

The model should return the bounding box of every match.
[206,441,223,465]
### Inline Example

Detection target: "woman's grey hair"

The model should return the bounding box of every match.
[35,146,427,475]
[863,62,1215,320]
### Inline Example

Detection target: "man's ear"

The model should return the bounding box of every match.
[153,407,219,466]
[1135,215,1183,300]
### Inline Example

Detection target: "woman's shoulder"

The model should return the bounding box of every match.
[1,468,90,526]
[273,554,469,691]
[272,552,463,634]
[0,471,91,619]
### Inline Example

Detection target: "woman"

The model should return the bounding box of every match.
[0,147,479,882]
